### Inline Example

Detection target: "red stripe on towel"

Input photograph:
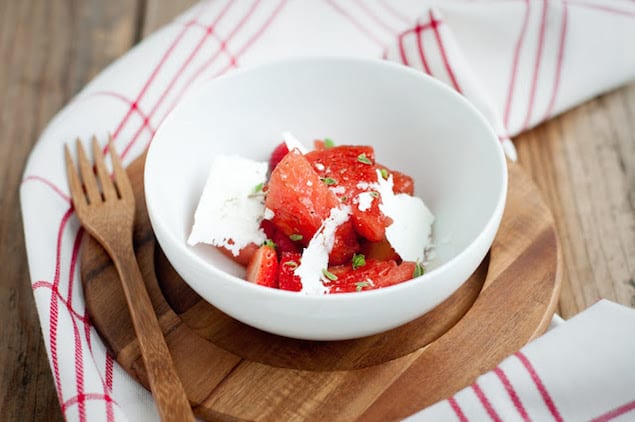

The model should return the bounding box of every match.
[516,351,563,422]
[429,10,462,93]
[111,5,209,140]
[353,0,399,34]
[120,0,239,159]
[472,382,502,422]
[324,0,383,46]
[448,396,469,422]
[62,393,117,412]
[48,208,75,407]
[67,229,86,420]
[89,91,157,134]
[494,366,531,422]
[21,176,71,202]
[379,0,411,25]
[566,0,635,18]
[503,0,530,129]
[104,353,115,422]
[156,0,287,153]
[415,24,432,75]
[521,0,549,130]
[590,400,635,422]
[543,0,568,120]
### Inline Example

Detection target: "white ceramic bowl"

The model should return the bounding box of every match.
[145,57,507,340]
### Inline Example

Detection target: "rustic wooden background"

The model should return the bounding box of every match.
[1,0,633,420]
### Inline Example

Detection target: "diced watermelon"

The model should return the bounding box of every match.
[265,150,358,265]
[305,145,391,242]
[359,238,401,262]
[325,259,417,293]
[377,261,417,288]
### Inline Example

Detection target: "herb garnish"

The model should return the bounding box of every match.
[352,253,366,270]
[322,268,338,281]
[284,261,298,269]
[320,177,337,185]
[380,168,389,179]
[324,138,335,148]
[263,239,276,249]
[289,234,303,241]
[357,153,372,165]
[413,262,426,278]
[249,182,265,197]
[355,281,371,291]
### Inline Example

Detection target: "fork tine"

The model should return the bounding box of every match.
[64,144,87,210]
[92,136,117,200]
[76,138,102,204]
[107,136,133,201]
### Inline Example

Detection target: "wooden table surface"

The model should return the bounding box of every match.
[1,1,633,420]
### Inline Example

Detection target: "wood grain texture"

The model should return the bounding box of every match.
[515,82,635,318]
[0,1,140,420]
[80,154,560,421]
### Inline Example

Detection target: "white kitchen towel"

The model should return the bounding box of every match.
[407,300,635,421]
[20,1,635,420]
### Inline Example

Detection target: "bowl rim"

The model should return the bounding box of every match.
[144,56,508,303]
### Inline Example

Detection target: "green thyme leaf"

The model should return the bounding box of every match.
[320,177,337,185]
[284,261,298,269]
[370,191,380,198]
[355,281,371,291]
[352,253,366,270]
[322,268,338,281]
[357,153,372,165]
[248,182,266,197]
[340,195,348,203]
[413,262,426,278]
[380,168,389,179]
[289,234,303,241]
[263,239,276,249]
[324,138,335,148]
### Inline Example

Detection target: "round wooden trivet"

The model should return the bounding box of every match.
[81,153,561,421]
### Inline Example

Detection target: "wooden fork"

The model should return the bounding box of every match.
[65,137,194,422]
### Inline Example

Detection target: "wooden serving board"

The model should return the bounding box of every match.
[81,153,561,421]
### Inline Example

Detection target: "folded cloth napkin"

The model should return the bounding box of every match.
[20,1,635,420]
[407,300,635,421]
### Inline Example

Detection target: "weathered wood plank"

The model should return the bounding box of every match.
[0,1,141,420]
[515,82,635,318]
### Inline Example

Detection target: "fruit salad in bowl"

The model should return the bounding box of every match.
[144,57,507,340]
[187,133,434,295]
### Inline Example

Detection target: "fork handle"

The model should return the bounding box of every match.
[112,243,195,422]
